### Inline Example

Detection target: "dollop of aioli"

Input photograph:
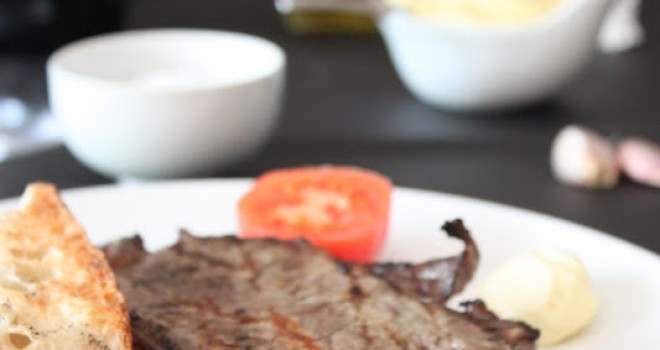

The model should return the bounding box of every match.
[478,249,598,346]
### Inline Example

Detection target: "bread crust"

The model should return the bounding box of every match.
[0,183,131,349]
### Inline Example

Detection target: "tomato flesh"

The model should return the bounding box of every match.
[238,166,392,262]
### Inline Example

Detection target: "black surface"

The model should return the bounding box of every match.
[0,0,126,52]
[0,0,658,254]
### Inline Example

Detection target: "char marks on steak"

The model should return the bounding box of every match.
[104,219,538,350]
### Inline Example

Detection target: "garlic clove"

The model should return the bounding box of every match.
[617,137,660,188]
[550,125,619,189]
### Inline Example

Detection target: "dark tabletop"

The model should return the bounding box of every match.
[0,0,658,254]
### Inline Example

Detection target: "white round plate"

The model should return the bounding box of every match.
[1,179,658,348]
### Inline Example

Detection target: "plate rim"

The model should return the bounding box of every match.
[2,178,657,261]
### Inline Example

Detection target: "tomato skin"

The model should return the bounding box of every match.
[238,166,392,262]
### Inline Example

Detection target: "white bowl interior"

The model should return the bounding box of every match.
[50,29,285,91]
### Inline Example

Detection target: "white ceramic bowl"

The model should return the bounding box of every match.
[378,0,613,111]
[47,29,285,180]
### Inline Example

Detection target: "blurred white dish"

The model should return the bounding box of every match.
[378,0,614,111]
[283,0,621,111]
[599,0,644,54]
[0,179,658,348]
[47,29,285,180]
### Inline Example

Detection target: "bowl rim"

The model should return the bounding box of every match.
[378,0,602,36]
[47,28,287,93]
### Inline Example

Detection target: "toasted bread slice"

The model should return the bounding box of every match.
[0,183,131,349]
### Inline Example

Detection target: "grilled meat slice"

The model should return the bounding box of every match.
[105,219,538,350]
[365,219,479,305]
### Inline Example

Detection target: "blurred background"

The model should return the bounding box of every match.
[0,0,126,160]
[0,0,658,250]
[0,0,125,52]
[0,0,657,159]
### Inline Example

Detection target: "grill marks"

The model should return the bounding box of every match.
[104,220,538,350]
[269,311,324,350]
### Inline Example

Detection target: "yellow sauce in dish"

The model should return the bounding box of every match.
[385,0,565,24]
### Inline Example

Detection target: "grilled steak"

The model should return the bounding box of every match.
[104,219,538,350]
